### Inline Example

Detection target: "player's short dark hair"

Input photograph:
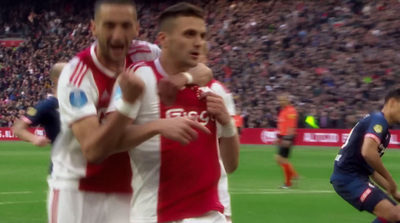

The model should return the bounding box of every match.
[158,2,204,32]
[94,0,137,19]
[384,88,400,104]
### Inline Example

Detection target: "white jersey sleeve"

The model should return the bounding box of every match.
[128,40,161,62]
[209,82,236,116]
[207,81,236,139]
[58,57,99,126]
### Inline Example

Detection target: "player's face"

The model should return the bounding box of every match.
[391,98,400,123]
[92,4,137,63]
[278,95,288,107]
[164,16,206,68]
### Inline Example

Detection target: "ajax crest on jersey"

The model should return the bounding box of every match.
[69,89,88,108]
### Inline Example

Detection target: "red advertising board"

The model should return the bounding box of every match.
[0,39,24,47]
[0,127,45,141]
[240,128,400,149]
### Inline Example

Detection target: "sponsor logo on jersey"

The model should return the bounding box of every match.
[27,107,37,116]
[373,124,383,134]
[69,89,88,108]
[166,108,210,125]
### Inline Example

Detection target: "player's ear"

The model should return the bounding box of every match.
[157,32,168,49]
[90,20,97,38]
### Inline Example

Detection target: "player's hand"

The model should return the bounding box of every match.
[157,117,211,145]
[32,136,51,147]
[392,191,400,202]
[199,92,231,125]
[187,63,213,86]
[157,78,180,106]
[118,69,144,104]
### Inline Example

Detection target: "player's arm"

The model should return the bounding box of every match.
[361,137,397,194]
[371,171,390,191]
[12,119,50,147]
[112,117,210,153]
[59,60,144,163]
[12,105,50,147]
[201,91,239,173]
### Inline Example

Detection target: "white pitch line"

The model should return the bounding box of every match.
[0,191,33,195]
[0,200,45,205]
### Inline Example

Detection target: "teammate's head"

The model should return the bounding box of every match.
[49,62,67,95]
[383,88,400,124]
[157,3,206,69]
[278,92,291,108]
[92,0,138,64]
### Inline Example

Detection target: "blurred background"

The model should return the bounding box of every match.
[1,0,400,129]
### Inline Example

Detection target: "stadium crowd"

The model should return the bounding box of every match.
[1,0,400,129]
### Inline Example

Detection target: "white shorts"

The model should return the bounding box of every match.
[47,188,131,223]
[167,211,227,223]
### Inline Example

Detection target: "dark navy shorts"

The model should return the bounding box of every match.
[331,175,395,213]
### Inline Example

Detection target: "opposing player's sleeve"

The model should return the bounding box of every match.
[21,101,48,126]
[127,40,161,62]
[57,57,98,126]
[365,115,389,145]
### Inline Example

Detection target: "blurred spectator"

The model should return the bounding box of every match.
[1,0,400,129]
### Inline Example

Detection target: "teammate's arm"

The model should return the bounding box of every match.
[362,137,397,194]
[12,119,50,147]
[63,65,144,163]
[201,92,239,173]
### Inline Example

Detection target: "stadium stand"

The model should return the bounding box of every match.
[1,0,400,129]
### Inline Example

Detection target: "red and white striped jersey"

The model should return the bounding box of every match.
[109,59,224,222]
[50,41,160,194]
[126,40,161,68]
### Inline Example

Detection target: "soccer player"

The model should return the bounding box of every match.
[48,1,210,223]
[109,3,240,222]
[275,92,299,189]
[331,88,400,223]
[12,62,65,147]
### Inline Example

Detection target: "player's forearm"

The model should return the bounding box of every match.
[114,121,161,152]
[12,120,36,143]
[371,171,389,191]
[188,63,213,86]
[80,112,133,163]
[362,148,392,181]
[219,135,240,174]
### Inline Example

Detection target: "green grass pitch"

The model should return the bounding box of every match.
[1,142,399,223]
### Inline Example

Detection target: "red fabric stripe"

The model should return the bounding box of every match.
[76,66,88,87]
[73,64,86,86]
[360,188,372,202]
[365,133,381,145]
[377,217,388,223]
[51,189,60,223]
[129,50,152,54]
[69,61,82,83]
